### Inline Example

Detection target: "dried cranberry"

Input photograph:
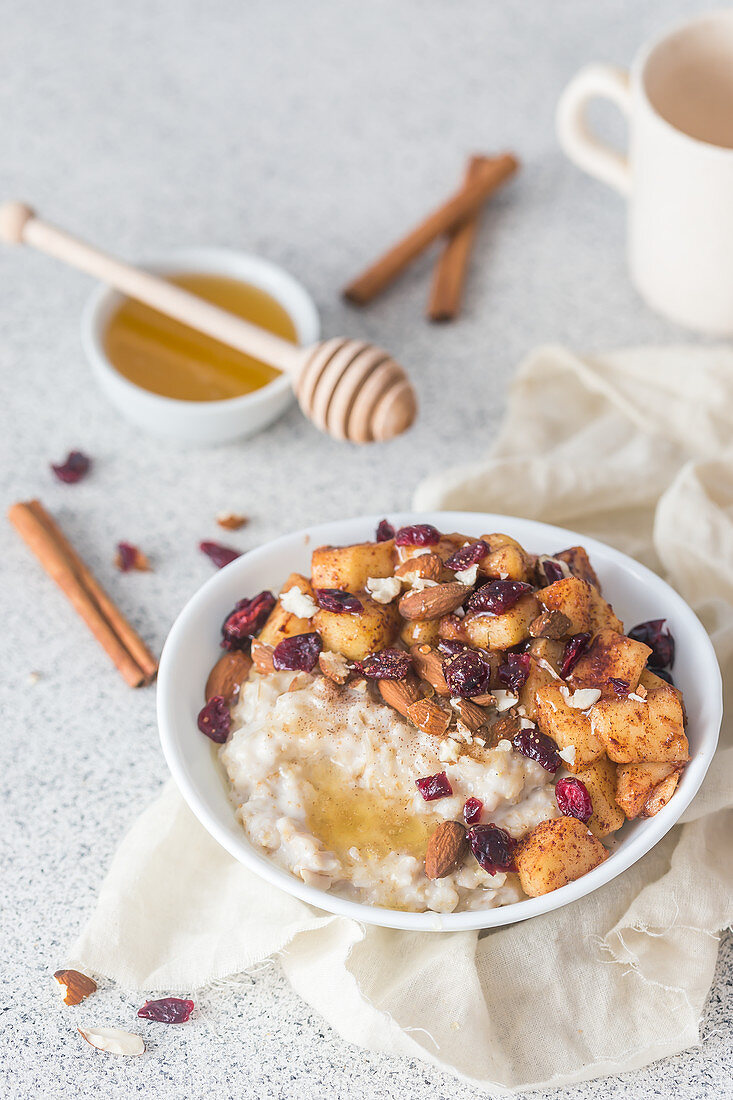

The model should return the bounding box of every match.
[315,588,363,614]
[415,771,453,801]
[138,998,194,1023]
[437,639,468,658]
[629,619,675,669]
[443,649,491,697]
[560,632,591,678]
[51,450,90,483]
[555,777,593,824]
[497,652,531,693]
[115,542,145,572]
[445,541,489,572]
[200,541,241,569]
[358,648,413,680]
[651,667,675,685]
[463,797,483,825]
[540,558,566,585]
[466,580,532,615]
[375,519,395,542]
[221,592,276,650]
[197,695,231,743]
[394,524,441,547]
[512,729,561,772]
[467,823,516,875]
[608,677,630,697]
[272,632,322,672]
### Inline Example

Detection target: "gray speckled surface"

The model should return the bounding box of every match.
[1,1,731,1096]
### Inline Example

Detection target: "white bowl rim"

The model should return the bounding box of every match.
[157,511,722,932]
[80,245,320,416]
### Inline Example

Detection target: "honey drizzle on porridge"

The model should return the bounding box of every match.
[305,760,436,863]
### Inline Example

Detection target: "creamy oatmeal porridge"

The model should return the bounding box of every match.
[199,520,688,912]
[220,670,556,911]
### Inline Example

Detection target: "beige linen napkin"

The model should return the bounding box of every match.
[72,345,733,1092]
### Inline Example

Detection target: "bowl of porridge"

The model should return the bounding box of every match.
[157,513,721,931]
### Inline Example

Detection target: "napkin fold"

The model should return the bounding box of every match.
[72,345,733,1092]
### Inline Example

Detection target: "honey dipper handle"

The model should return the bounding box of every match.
[0,201,305,375]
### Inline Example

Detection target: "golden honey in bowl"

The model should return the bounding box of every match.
[103,272,297,402]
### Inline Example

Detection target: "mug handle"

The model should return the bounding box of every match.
[556,64,632,196]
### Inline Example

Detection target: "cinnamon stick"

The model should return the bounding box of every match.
[8,500,157,687]
[343,152,519,306]
[427,155,493,322]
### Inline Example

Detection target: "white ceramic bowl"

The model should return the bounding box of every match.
[157,511,722,931]
[81,247,320,446]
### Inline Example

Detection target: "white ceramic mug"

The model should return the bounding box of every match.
[557,11,733,334]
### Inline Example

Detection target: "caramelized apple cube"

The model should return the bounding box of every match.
[534,681,605,771]
[573,756,625,837]
[591,684,688,763]
[556,546,601,590]
[569,629,652,698]
[615,762,677,818]
[520,638,563,721]
[314,596,399,661]
[515,817,608,897]
[311,540,395,592]
[257,573,315,646]
[539,576,622,635]
[463,593,540,649]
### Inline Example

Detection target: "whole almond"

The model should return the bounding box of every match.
[395,553,445,583]
[378,676,421,718]
[425,820,468,879]
[529,609,572,639]
[407,697,451,737]
[54,969,97,1006]
[399,582,467,622]
[205,651,252,704]
[410,644,449,695]
[453,698,489,733]
[251,640,276,675]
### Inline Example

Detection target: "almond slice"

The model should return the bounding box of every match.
[216,512,249,530]
[78,1026,144,1056]
[399,582,467,622]
[410,644,449,695]
[407,697,451,737]
[425,820,468,879]
[54,969,97,1006]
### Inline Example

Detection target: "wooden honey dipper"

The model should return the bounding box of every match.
[0,202,416,444]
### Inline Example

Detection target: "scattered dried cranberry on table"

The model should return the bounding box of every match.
[138,998,195,1023]
[200,541,241,568]
[51,450,90,483]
